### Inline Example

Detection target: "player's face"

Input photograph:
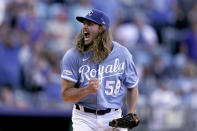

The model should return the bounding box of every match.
[82,20,100,45]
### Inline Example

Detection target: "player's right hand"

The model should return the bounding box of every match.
[86,78,100,93]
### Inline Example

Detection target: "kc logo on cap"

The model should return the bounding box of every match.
[87,10,93,16]
[76,9,110,30]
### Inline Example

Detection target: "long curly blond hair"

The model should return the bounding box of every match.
[75,29,112,64]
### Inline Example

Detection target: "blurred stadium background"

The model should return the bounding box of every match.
[0,0,197,130]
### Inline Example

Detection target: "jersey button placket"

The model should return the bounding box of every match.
[96,64,100,116]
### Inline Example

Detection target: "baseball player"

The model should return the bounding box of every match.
[61,9,139,131]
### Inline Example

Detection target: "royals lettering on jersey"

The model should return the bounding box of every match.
[79,58,125,83]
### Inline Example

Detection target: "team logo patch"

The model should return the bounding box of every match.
[63,70,73,76]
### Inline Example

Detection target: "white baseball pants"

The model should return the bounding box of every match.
[72,106,127,131]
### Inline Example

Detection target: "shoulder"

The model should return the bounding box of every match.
[64,48,78,55]
[63,48,79,58]
[113,41,129,50]
[62,48,81,63]
[113,41,133,57]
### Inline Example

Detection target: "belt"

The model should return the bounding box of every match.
[75,104,118,115]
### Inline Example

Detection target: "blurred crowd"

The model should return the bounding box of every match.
[0,0,197,130]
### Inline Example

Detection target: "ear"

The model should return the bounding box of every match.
[99,25,106,32]
[102,26,107,31]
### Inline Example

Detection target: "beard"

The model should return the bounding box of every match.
[84,42,93,51]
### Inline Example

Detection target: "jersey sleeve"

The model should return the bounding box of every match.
[61,49,79,83]
[122,49,139,88]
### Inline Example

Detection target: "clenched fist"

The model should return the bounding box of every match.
[86,78,100,94]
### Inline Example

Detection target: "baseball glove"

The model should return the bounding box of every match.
[109,113,140,129]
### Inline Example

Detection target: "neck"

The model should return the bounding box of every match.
[84,43,93,51]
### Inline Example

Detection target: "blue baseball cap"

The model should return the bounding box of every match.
[76,9,110,30]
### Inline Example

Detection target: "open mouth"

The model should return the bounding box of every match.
[84,31,90,40]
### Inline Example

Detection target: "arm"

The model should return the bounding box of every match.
[127,85,138,113]
[109,85,140,129]
[61,78,100,103]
